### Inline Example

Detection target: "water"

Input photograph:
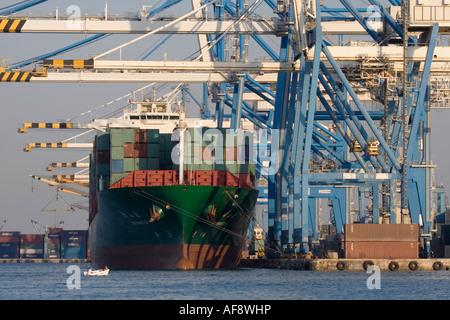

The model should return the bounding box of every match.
[0,263,449,301]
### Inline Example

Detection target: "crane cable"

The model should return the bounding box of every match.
[133,188,250,240]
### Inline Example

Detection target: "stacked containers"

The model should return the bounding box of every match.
[98,127,257,190]
[0,232,20,259]
[344,224,419,259]
[109,128,160,186]
[20,234,44,259]
[180,128,256,187]
[442,225,450,257]
[47,228,62,259]
[159,133,174,169]
[61,230,88,259]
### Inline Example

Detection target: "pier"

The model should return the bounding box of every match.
[239,258,450,272]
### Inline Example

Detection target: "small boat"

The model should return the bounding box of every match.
[83,267,109,276]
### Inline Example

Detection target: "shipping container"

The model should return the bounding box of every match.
[0,243,19,258]
[445,246,450,258]
[122,128,136,143]
[96,132,110,151]
[344,224,418,242]
[48,228,62,234]
[0,235,20,243]
[20,234,45,245]
[345,241,418,259]
[110,146,124,159]
[111,159,125,173]
[61,247,87,259]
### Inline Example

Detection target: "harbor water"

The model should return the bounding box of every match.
[0,263,449,301]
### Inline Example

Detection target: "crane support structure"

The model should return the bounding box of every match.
[3,0,450,257]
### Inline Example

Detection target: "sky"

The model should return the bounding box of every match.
[0,0,449,233]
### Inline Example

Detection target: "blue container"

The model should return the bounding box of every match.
[0,243,19,258]
[61,247,87,259]
[61,230,88,245]
[111,159,124,173]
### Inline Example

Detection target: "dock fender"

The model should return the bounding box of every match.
[388,261,399,271]
[433,261,443,271]
[363,260,374,270]
[336,261,347,271]
[408,261,419,271]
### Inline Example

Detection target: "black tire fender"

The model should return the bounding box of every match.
[388,261,399,271]
[336,261,347,271]
[363,260,374,270]
[433,261,443,271]
[408,261,419,271]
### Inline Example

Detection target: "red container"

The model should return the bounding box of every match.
[135,129,147,142]
[345,241,419,259]
[48,228,62,234]
[0,236,20,243]
[123,143,135,158]
[148,180,164,186]
[238,173,252,189]
[224,147,237,161]
[134,142,147,158]
[96,150,110,163]
[202,146,214,161]
[344,224,419,242]
[20,234,45,245]
[225,172,239,187]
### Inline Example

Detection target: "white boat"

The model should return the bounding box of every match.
[83,268,109,276]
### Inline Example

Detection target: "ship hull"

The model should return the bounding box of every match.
[88,185,258,269]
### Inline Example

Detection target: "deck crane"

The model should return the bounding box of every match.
[30,219,46,234]
[2,0,449,257]
[0,219,6,231]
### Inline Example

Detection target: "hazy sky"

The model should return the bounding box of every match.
[0,0,449,233]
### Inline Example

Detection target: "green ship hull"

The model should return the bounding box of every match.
[88,184,259,269]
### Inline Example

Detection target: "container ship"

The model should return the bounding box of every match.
[88,98,259,269]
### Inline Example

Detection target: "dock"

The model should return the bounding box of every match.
[239,258,450,272]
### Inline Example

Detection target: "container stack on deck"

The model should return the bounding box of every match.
[344,224,419,259]
[61,230,88,259]
[90,127,256,220]
[20,234,44,259]
[0,232,20,259]
[46,228,62,259]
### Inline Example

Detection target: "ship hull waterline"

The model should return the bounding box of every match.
[88,184,259,270]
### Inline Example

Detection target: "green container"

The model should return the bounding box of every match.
[110,172,129,185]
[135,158,148,170]
[199,163,214,171]
[147,143,159,158]
[147,129,160,143]
[124,158,135,172]
[163,137,174,152]
[158,151,172,165]
[225,162,239,173]
[110,130,124,147]
[97,163,110,176]
[96,132,110,151]
[110,146,124,159]
[147,158,160,170]
[123,128,136,143]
